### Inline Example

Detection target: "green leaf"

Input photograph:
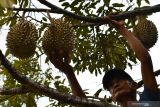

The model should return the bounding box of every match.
[137,0,142,7]
[9,17,17,27]
[0,95,14,102]
[71,0,81,7]
[10,0,17,5]
[62,2,70,8]
[112,3,125,7]
[144,0,150,4]
[125,5,134,11]
[0,17,9,26]
[42,17,47,22]
[12,96,21,107]
[55,76,61,79]
[0,0,15,8]
[59,0,65,2]
[26,94,37,107]
[23,0,29,8]
[97,5,105,13]
[5,49,10,57]
[94,89,102,97]
[89,2,97,9]
[45,57,49,63]
[103,0,110,5]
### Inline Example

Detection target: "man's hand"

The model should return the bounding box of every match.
[104,14,126,34]
[108,18,125,29]
[47,50,86,97]
[47,49,73,75]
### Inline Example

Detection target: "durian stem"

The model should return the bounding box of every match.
[21,0,26,19]
[137,15,147,22]
[47,11,53,24]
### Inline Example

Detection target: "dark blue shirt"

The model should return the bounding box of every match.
[138,87,160,107]
[139,87,160,101]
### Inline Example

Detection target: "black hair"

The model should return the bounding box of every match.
[102,68,134,90]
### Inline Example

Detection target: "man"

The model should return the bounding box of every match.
[102,18,160,107]
[48,15,159,106]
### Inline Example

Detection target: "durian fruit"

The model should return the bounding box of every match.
[133,16,158,49]
[6,19,38,59]
[42,18,75,62]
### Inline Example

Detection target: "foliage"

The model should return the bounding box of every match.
[60,0,140,74]
[0,0,152,106]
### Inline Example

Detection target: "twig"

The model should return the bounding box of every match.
[9,7,61,13]
[73,23,102,28]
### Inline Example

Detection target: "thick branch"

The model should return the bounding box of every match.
[9,3,160,27]
[37,0,160,22]
[0,50,116,107]
[0,86,31,95]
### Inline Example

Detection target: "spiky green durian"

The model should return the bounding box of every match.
[133,16,158,49]
[42,18,75,55]
[6,19,38,59]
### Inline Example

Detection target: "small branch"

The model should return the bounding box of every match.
[73,23,102,28]
[0,86,31,95]
[9,7,60,13]
[27,15,43,23]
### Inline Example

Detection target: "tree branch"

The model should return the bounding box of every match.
[0,86,31,95]
[0,50,116,107]
[9,7,60,13]
[9,7,102,28]
[37,0,160,23]
[8,3,160,27]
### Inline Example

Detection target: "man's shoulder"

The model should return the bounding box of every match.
[139,87,160,101]
[138,88,160,107]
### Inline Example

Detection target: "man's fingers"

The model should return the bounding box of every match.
[47,50,74,75]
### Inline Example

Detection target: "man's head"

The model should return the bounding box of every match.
[102,69,137,102]
[102,69,134,90]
